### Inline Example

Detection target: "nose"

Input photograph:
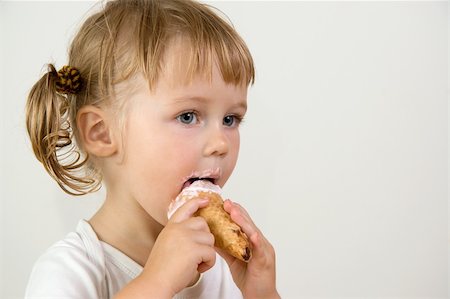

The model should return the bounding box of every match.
[203,125,229,158]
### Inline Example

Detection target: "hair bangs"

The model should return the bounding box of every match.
[131,1,255,90]
[179,30,255,88]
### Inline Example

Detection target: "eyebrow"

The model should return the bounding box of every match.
[170,96,247,110]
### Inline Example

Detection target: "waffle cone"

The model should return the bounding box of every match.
[194,191,251,262]
[169,181,252,262]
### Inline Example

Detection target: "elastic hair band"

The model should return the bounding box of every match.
[55,65,83,94]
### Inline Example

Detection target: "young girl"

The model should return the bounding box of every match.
[25,0,279,298]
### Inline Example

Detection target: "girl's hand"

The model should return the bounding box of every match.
[145,199,216,297]
[139,198,216,298]
[218,199,281,299]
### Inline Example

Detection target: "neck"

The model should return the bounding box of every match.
[89,191,163,267]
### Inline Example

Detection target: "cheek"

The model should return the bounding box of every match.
[131,129,200,192]
[225,130,241,169]
[229,130,240,154]
[118,127,177,219]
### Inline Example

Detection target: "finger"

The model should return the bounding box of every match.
[170,197,209,223]
[224,199,253,225]
[191,230,215,247]
[250,231,261,251]
[197,246,217,273]
[249,227,273,256]
[224,199,258,239]
[185,216,211,233]
[223,200,274,262]
[249,232,276,270]
[225,199,252,220]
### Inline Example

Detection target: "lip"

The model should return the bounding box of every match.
[180,167,222,191]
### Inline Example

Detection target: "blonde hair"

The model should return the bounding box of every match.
[26,0,255,196]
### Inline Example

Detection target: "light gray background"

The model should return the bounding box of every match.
[0,1,448,298]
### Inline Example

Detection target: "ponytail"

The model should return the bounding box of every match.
[25,64,101,195]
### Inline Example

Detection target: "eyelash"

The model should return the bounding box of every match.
[176,111,244,127]
[176,111,199,125]
[225,114,244,127]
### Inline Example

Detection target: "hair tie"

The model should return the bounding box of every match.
[55,65,83,94]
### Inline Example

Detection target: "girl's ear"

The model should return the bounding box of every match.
[77,105,118,157]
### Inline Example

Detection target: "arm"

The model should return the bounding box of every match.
[113,273,172,299]
[219,199,281,299]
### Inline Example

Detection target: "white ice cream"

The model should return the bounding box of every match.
[167,180,222,220]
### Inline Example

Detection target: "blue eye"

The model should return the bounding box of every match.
[223,115,242,127]
[177,112,198,125]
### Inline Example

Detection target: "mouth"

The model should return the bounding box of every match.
[181,168,221,191]
[182,177,216,191]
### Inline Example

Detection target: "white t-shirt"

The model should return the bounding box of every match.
[25,220,243,299]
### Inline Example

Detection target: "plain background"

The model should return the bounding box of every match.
[0,1,448,298]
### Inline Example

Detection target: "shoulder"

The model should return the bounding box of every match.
[25,220,108,299]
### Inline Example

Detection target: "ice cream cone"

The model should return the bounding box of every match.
[168,180,252,262]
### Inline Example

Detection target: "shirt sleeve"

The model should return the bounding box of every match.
[25,243,107,299]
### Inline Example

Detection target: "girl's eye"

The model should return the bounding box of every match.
[223,115,242,127]
[177,112,198,125]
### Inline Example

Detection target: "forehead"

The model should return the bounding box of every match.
[119,37,248,108]
[155,64,248,107]
[159,36,214,88]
